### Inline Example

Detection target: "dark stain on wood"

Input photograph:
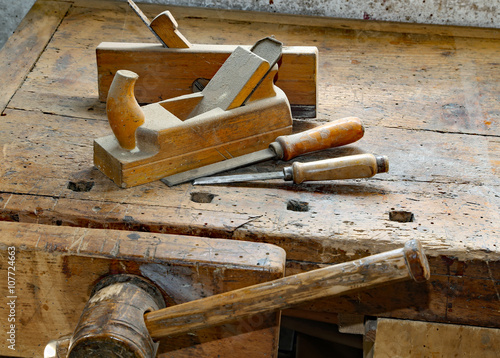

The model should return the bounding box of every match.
[127,233,141,240]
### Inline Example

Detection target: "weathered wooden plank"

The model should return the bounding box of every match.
[0,0,71,113]
[0,178,498,326]
[6,2,153,119]
[373,318,500,357]
[0,103,498,329]
[0,221,285,357]
[0,108,498,260]
[8,1,499,137]
[317,34,500,136]
[0,180,498,262]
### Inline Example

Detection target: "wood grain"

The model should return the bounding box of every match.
[275,117,364,161]
[373,318,500,357]
[0,221,285,357]
[0,0,71,113]
[95,42,318,110]
[68,276,165,357]
[7,2,498,135]
[106,69,145,149]
[190,43,273,113]
[74,0,500,40]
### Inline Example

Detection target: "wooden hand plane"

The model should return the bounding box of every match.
[94,37,293,187]
[96,1,318,118]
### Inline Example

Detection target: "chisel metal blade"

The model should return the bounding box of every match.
[194,171,284,185]
[161,148,277,186]
[194,153,389,186]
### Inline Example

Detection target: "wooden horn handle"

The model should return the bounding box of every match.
[144,239,430,340]
[106,70,145,150]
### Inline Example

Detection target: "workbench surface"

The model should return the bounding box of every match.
[1,0,499,329]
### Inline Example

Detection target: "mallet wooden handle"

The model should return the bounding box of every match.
[272,117,364,161]
[145,240,429,340]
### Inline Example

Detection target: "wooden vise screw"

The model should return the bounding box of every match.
[64,240,429,357]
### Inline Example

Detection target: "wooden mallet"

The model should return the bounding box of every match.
[65,239,429,357]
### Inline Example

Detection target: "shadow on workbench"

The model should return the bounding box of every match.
[205,180,390,196]
[279,316,363,358]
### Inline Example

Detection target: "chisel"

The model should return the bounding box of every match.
[162,117,365,186]
[193,153,389,185]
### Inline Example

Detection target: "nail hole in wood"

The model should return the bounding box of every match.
[389,210,415,222]
[191,192,216,203]
[287,199,309,212]
[67,180,94,192]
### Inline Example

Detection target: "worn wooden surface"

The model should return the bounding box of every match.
[0,0,71,113]
[0,0,499,339]
[373,318,500,358]
[0,221,285,357]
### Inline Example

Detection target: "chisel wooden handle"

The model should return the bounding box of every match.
[144,240,429,340]
[288,153,388,184]
[272,117,364,161]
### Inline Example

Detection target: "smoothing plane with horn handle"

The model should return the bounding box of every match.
[94,37,293,188]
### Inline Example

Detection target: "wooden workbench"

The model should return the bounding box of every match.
[0,0,498,346]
